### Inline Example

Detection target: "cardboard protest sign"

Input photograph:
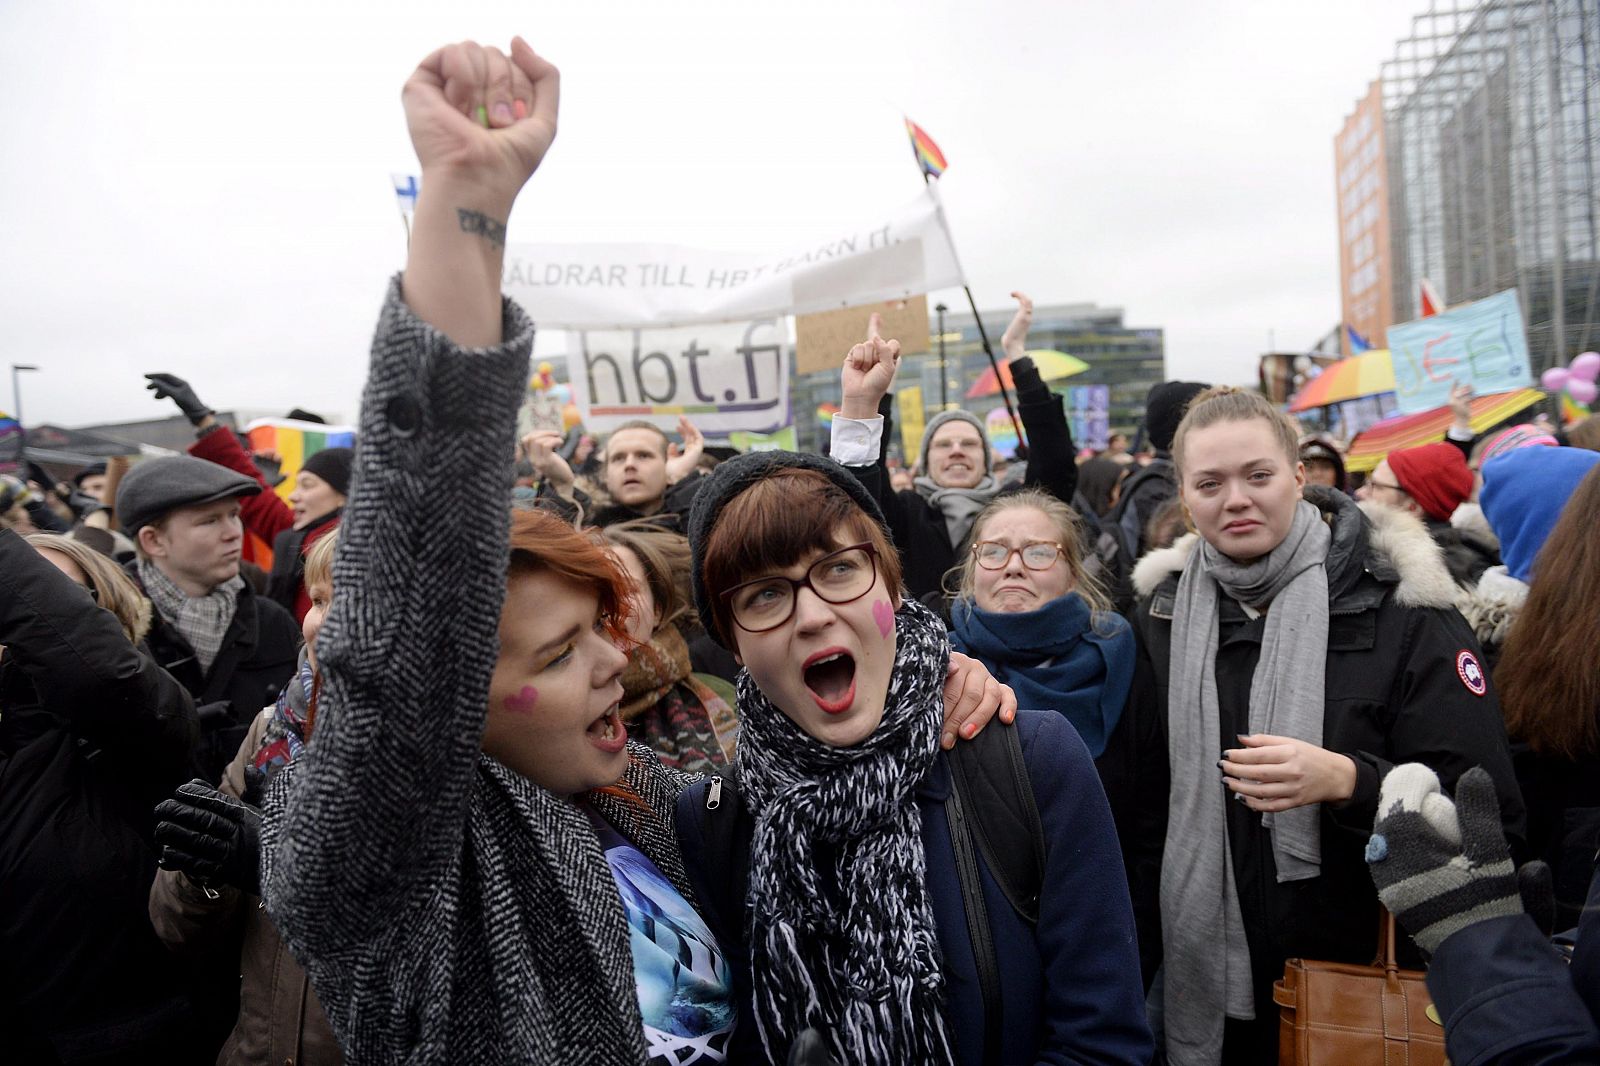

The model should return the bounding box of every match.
[566,319,791,437]
[794,296,931,377]
[1386,289,1533,415]
[503,189,963,329]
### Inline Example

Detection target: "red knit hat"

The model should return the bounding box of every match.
[1386,442,1473,522]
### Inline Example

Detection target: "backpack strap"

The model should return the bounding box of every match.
[945,772,1004,1066]
[946,720,1047,925]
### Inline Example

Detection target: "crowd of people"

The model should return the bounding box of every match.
[6,34,1600,1066]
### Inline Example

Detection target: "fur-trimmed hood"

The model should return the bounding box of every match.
[1455,564,1528,654]
[1131,493,1459,611]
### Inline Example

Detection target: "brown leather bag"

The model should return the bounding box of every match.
[1273,908,1449,1065]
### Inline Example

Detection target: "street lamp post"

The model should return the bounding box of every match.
[11,364,39,455]
[934,303,948,411]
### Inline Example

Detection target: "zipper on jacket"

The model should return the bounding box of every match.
[706,777,722,810]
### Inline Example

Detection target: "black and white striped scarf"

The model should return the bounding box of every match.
[735,597,956,1066]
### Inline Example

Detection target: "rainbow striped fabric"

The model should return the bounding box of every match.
[904,118,948,178]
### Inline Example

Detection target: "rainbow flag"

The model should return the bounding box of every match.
[904,118,948,179]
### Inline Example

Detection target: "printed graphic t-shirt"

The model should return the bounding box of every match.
[589,809,736,1064]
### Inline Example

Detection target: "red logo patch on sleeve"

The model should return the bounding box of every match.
[1456,650,1487,696]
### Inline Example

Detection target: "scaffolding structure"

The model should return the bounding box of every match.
[1380,0,1600,371]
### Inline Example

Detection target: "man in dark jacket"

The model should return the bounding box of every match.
[1358,441,1499,587]
[116,456,299,780]
[586,418,707,528]
[0,528,206,1064]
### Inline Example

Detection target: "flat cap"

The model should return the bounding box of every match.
[117,455,261,534]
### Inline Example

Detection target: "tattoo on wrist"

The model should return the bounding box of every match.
[456,209,508,249]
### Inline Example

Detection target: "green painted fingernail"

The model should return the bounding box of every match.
[476,105,488,127]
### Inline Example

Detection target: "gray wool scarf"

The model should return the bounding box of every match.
[912,474,1002,548]
[138,557,243,676]
[1161,499,1330,1066]
[735,597,956,1066]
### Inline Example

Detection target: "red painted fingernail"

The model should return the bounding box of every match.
[513,99,528,120]
[962,723,976,738]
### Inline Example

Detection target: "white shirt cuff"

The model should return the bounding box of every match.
[1446,425,1475,442]
[830,415,883,465]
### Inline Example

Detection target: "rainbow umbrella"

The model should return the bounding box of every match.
[1287,349,1396,413]
[1345,388,1543,473]
[965,350,1089,400]
[816,402,840,428]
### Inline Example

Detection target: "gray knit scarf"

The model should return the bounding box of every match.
[1161,499,1330,1066]
[736,597,956,1066]
[138,558,244,676]
[912,474,1002,548]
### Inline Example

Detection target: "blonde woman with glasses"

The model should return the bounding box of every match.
[949,488,1167,988]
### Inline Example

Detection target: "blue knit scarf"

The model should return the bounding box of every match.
[950,592,1135,757]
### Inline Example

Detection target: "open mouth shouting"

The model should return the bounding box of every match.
[803,647,858,714]
[586,702,627,753]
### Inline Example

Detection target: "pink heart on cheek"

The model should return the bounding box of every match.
[502,686,539,715]
[872,599,895,639]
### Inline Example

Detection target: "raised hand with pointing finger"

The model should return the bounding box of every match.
[1001,290,1034,362]
[840,312,902,420]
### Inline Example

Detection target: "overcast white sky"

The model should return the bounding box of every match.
[1,0,1425,428]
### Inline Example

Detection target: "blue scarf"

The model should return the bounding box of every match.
[950,593,1135,757]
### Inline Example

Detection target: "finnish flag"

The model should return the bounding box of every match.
[391,173,420,217]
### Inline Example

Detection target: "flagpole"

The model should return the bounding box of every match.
[922,172,1026,452]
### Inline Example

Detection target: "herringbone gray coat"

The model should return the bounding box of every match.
[262,280,696,1065]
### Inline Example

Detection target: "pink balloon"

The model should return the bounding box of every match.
[1542,366,1571,391]
[1568,378,1598,405]
[1569,352,1600,383]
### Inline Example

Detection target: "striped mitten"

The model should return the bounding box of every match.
[1365,764,1521,954]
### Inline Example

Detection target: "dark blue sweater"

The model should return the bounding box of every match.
[675,709,1153,1065]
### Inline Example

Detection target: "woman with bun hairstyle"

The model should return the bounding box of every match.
[1129,385,1525,1065]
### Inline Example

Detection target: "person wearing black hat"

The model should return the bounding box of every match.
[117,454,299,780]
[74,460,110,502]
[1297,433,1348,493]
[145,372,350,623]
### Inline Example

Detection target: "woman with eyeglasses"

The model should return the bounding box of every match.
[675,444,1153,1065]
[949,488,1166,988]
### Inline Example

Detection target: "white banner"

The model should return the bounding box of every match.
[505,187,964,328]
[567,318,791,436]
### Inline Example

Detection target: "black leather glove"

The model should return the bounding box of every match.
[154,779,262,895]
[1009,355,1047,401]
[144,372,214,425]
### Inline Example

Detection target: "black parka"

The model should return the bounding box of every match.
[1129,490,1526,1058]
[0,528,206,1063]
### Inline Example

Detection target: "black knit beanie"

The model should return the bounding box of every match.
[1144,380,1210,453]
[299,446,354,496]
[686,450,889,647]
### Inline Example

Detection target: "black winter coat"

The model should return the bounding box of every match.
[0,529,205,1064]
[134,569,299,782]
[847,384,1078,603]
[1129,490,1526,1060]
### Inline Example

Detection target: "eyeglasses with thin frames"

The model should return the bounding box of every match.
[721,543,879,634]
[971,540,1066,571]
